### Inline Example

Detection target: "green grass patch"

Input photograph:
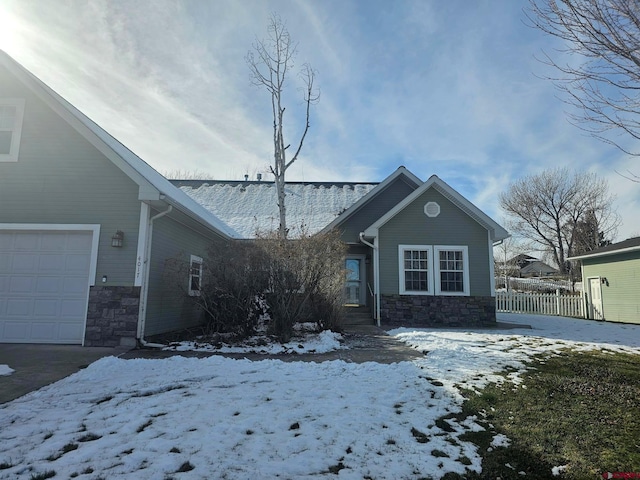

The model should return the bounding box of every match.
[449,350,640,479]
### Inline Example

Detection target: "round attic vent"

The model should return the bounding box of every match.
[424,201,440,218]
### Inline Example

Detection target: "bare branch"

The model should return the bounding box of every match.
[526,0,640,156]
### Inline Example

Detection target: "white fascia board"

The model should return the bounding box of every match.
[320,166,422,234]
[0,51,236,240]
[568,244,640,261]
[364,175,509,241]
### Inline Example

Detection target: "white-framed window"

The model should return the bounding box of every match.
[188,255,203,296]
[0,98,26,162]
[399,245,433,295]
[399,245,470,296]
[434,245,469,296]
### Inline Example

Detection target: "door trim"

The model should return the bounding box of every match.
[345,254,366,306]
[587,276,604,320]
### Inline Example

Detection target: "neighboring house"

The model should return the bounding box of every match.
[175,170,510,327]
[0,51,234,346]
[568,237,640,324]
[509,254,558,277]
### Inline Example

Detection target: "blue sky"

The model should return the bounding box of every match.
[1,0,638,240]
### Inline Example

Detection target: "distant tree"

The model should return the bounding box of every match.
[526,0,640,172]
[246,14,319,239]
[499,167,619,275]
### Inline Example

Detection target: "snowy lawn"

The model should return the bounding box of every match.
[0,313,638,479]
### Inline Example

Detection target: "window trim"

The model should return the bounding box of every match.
[434,245,470,296]
[399,244,470,297]
[0,98,26,163]
[188,255,203,296]
[398,245,433,295]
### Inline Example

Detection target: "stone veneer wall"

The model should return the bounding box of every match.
[381,294,496,327]
[85,286,141,347]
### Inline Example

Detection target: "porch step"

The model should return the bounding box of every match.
[342,306,375,326]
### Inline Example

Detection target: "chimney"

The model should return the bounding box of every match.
[257,173,262,182]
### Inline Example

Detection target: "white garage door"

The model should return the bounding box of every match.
[0,230,93,344]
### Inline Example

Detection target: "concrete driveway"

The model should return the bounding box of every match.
[0,344,130,404]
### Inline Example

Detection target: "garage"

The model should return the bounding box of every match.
[0,227,97,344]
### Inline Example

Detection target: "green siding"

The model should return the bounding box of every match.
[582,252,640,324]
[144,210,225,336]
[378,187,491,296]
[0,65,141,285]
[337,177,416,243]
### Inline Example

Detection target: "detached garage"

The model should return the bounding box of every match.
[0,226,99,344]
[568,236,640,325]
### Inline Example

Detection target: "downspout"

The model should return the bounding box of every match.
[359,232,381,327]
[137,204,173,348]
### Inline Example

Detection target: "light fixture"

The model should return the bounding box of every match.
[111,230,124,248]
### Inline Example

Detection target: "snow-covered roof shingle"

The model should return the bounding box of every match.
[172,180,378,238]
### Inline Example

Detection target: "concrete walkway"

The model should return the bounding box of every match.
[0,344,129,404]
[121,324,425,364]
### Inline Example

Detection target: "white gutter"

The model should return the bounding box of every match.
[359,232,381,326]
[137,204,173,348]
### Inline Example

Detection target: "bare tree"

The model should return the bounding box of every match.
[247,14,319,239]
[526,0,640,166]
[499,167,619,274]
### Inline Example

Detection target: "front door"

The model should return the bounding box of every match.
[345,257,365,305]
[588,277,604,320]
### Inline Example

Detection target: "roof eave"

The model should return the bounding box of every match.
[320,166,422,234]
[567,245,640,261]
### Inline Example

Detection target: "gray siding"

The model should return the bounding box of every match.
[378,187,491,296]
[0,65,141,285]
[337,177,416,243]
[144,209,225,336]
[582,252,640,324]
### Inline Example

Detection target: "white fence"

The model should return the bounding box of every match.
[496,289,585,318]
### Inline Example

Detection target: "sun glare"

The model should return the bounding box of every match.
[0,7,24,54]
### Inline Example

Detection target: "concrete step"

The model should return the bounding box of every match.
[342,307,375,326]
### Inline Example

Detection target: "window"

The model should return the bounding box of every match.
[399,245,469,296]
[434,246,469,296]
[399,245,432,294]
[188,255,203,296]
[0,99,25,162]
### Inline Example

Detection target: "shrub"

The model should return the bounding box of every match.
[167,229,347,341]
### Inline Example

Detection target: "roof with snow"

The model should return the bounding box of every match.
[171,180,378,238]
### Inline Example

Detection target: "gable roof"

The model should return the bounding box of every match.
[567,236,640,261]
[174,179,378,238]
[363,174,509,242]
[0,50,236,239]
[319,166,421,234]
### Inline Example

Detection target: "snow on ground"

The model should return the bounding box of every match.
[165,329,346,354]
[0,314,638,479]
[0,365,13,376]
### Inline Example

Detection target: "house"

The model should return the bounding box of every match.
[0,50,234,346]
[510,254,558,277]
[175,171,510,327]
[568,237,640,324]
[1,50,509,347]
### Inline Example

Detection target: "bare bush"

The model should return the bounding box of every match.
[166,231,347,342]
[258,229,347,341]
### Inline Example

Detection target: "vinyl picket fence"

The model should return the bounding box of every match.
[496,289,585,318]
